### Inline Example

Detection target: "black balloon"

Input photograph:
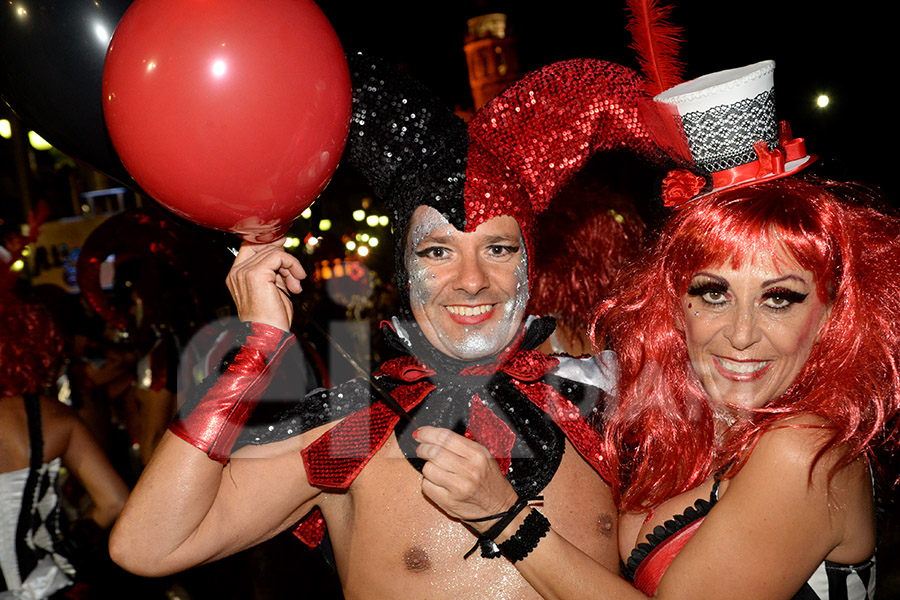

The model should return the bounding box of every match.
[0,0,139,188]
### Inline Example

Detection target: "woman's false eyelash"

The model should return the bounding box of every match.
[686,282,727,297]
[686,281,809,309]
[762,287,809,305]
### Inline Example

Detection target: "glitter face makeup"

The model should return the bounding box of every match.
[405,206,529,360]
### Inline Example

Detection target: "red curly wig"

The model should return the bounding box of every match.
[592,177,900,512]
[528,172,646,334]
[0,292,65,397]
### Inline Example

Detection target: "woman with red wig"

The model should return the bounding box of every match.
[414,60,900,598]
[1,292,129,598]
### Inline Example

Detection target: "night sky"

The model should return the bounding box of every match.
[1,1,895,228]
[317,0,896,203]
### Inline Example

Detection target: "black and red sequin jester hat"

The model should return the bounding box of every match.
[344,52,664,293]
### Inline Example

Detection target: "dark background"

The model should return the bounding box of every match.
[318,0,895,202]
[1,1,895,228]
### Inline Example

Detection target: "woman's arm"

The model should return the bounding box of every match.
[60,412,129,528]
[415,425,645,600]
[416,420,867,599]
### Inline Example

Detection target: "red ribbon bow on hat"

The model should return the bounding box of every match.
[661,121,810,208]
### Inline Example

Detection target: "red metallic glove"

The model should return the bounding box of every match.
[169,322,295,463]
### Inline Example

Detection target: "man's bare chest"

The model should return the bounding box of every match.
[317,435,618,599]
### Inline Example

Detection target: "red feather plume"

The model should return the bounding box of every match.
[626,0,686,95]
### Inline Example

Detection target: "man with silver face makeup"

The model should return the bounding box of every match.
[405,208,530,362]
[108,53,664,599]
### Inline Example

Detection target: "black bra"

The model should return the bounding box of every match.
[622,475,721,582]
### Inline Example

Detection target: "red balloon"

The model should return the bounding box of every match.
[102,0,351,242]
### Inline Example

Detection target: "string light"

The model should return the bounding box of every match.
[28,131,52,151]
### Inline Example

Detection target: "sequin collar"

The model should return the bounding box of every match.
[292,315,608,549]
[377,315,566,500]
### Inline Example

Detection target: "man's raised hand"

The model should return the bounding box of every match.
[225,239,306,332]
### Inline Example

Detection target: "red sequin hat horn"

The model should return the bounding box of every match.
[651,61,817,208]
[465,58,663,266]
[345,52,663,291]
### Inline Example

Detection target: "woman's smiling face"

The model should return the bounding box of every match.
[681,247,831,409]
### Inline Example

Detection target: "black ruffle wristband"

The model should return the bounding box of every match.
[498,508,550,563]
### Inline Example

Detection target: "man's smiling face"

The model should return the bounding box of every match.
[405,206,529,361]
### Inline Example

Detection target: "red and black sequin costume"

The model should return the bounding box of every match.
[229,315,615,548]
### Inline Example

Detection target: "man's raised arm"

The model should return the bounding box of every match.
[109,240,319,576]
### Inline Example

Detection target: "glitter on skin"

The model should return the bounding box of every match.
[428,558,525,600]
[449,250,528,358]
[405,206,529,360]
[406,518,527,599]
[405,208,452,310]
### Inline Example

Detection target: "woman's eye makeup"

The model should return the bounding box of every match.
[687,279,810,310]
[687,281,729,304]
[761,287,808,308]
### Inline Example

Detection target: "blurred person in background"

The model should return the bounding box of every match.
[528,169,646,357]
[0,290,129,599]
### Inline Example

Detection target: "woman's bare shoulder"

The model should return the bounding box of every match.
[38,395,84,433]
[736,413,868,501]
[752,414,850,469]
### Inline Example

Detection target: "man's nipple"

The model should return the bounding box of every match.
[403,546,432,573]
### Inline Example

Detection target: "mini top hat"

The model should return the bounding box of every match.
[650,60,817,207]
[345,52,664,300]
